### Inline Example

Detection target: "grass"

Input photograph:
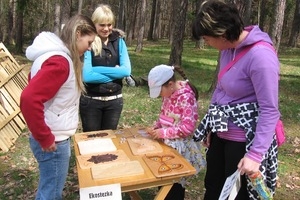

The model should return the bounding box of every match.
[0,40,299,199]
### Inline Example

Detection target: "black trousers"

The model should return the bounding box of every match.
[79,95,123,131]
[164,183,185,200]
[204,134,249,200]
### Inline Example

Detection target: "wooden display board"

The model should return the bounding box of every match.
[76,149,130,169]
[74,129,116,143]
[143,151,192,178]
[91,160,144,180]
[127,137,163,155]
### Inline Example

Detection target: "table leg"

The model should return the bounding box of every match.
[154,184,172,200]
[128,191,143,200]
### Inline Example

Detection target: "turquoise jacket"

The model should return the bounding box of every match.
[82,38,131,84]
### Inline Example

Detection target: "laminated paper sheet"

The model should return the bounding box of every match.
[77,138,116,155]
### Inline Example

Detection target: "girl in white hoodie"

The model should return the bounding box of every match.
[20,15,96,200]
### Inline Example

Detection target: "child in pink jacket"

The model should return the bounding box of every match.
[147,64,205,200]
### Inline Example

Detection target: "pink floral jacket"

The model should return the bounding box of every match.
[154,81,198,139]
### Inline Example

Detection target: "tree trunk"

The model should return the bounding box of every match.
[231,0,252,26]
[270,0,286,51]
[61,0,71,32]
[117,0,126,30]
[147,0,156,40]
[243,0,252,26]
[135,0,146,52]
[5,0,14,44]
[288,0,300,47]
[169,1,176,44]
[126,0,137,45]
[1,0,13,44]
[15,0,27,53]
[153,0,161,40]
[78,0,83,14]
[258,0,269,32]
[194,0,205,49]
[15,10,23,53]
[169,0,188,66]
[133,0,142,41]
[54,1,61,35]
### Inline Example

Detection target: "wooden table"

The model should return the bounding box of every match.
[73,127,197,200]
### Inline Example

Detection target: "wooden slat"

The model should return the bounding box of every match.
[0,92,4,109]
[0,128,14,150]
[0,63,24,87]
[1,88,17,116]
[0,42,28,152]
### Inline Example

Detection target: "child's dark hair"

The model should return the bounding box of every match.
[163,65,199,100]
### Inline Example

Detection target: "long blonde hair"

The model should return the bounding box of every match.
[91,4,115,56]
[60,14,96,92]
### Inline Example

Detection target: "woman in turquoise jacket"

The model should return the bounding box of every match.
[80,4,131,131]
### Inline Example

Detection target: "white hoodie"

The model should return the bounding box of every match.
[25,32,80,142]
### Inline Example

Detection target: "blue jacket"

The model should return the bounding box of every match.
[82,38,131,83]
[82,30,131,96]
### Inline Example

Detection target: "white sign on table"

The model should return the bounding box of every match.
[80,184,122,200]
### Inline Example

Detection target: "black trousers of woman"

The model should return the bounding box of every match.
[204,134,249,200]
[164,183,185,200]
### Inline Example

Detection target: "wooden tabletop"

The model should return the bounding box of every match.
[73,127,196,198]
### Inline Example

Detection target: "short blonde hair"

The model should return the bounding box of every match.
[92,4,115,25]
[91,4,115,56]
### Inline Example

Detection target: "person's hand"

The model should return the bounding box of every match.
[147,128,161,140]
[237,156,260,176]
[145,127,153,133]
[42,142,56,152]
[202,132,211,148]
[145,127,154,137]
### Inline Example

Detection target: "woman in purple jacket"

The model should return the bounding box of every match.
[192,1,280,199]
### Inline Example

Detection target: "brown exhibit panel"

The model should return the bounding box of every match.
[143,151,192,178]
[76,149,130,169]
[73,128,196,200]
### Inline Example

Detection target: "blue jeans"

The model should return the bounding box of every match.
[29,135,71,200]
[79,95,123,131]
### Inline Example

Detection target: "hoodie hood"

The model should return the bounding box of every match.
[26,32,70,61]
[170,81,195,100]
[236,25,273,49]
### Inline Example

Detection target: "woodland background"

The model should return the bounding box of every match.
[0,0,300,199]
[0,0,300,66]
